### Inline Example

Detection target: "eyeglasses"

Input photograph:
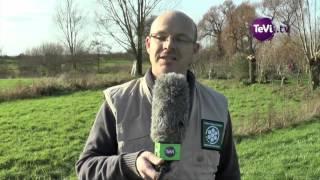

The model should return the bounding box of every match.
[149,33,195,45]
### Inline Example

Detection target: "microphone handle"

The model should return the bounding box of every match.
[157,161,171,180]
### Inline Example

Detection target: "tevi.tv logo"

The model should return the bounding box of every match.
[250,17,289,41]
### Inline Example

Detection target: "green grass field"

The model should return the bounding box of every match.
[0,78,319,179]
[202,79,317,134]
[238,118,320,179]
[0,59,150,93]
[0,91,103,179]
[0,78,36,90]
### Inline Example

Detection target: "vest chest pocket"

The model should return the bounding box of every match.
[117,132,153,154]
[191,150,220,178]
[163,150,220,180]
[115,111,154,153]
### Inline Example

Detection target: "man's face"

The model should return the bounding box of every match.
[145,12,199,78]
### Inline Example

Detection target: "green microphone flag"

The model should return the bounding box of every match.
[154,142,181,161]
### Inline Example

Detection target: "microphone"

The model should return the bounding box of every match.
[151,72,190,176]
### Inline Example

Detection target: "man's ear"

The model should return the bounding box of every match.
[145,36,151,54]
[191,43,200,65]
[193,43,200,54]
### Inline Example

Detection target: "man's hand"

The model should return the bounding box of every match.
[136,151,164,180]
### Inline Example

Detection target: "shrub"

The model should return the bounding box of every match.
[231,53,249,81]
[235,93,320,136]
[0,73,133,102]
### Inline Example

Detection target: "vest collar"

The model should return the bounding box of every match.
[144,68,195,96]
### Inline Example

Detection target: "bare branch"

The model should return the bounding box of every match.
[96,0,166,75]
[55,0,85,56]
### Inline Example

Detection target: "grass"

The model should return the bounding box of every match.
[0,78,36,90]
[99,59,151,75]
[0,77,319,179]
[0,59,150,93]
[0,73,134,102]
[0,90,103,179]
[238,117,320,179]
[201,79,319,135]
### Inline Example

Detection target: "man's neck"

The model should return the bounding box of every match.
[151,70,187,80]
[145,68,195,93]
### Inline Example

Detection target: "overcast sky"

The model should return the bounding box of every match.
[0,0,252,56]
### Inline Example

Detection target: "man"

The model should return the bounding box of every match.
[76,11,240,180]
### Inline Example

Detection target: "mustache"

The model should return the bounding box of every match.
[157,52,178,61]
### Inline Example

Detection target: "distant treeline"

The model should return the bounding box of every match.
[0,52,132,60]
[0,52,135,78]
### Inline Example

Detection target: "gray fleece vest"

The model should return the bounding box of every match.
[104,76,229,180]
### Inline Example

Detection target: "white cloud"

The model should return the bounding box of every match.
[0,0,57,55]
[1,0,54,21]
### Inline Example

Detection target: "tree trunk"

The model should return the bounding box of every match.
[71,56,77,71]
[131,46,143,77]
[217,33,224,57]
[136,0,143,77]
[309,58,320,90]
[281,76,286,87]
[258,65,267,83]
[249,59,256,83]
[136,47,143,76]
[208,67,213,80]
[131,60,137,77]
[97,54,100,73]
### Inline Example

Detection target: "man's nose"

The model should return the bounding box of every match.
[163,36,176,49]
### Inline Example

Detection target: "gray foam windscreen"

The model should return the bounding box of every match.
[151,72,190,143]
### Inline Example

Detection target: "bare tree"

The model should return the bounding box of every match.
[143,15,157,38]
[261,0,280,20]
[222,2,257,55]
[256,35,305,83]
[56,0,85,70]
[261,0,299,36]
[25,42,64,56]
[41,43,65,56]
[96,0,164,76]
[89,39,111,73]
[198,2,229,57]
[295,0,320,89]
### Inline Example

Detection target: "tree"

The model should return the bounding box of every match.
[222,2,257,56]
[25,42,64,56]
[295,0,320,89]
[89,39,111,73]
[198,1,232,57]
[144,15,157,37]
[56,0,85,70]
[96,0,164,76]
[261,0,299,36]
[24,42,65,75]
[247,54,257,83]
[256,35,305,83]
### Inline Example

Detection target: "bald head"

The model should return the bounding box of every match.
[146,11,200,78]
[150,11,197,42]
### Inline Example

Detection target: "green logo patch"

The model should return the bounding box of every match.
[201,119,224,151]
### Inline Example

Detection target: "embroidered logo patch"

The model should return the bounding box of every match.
[201,119,224,151]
